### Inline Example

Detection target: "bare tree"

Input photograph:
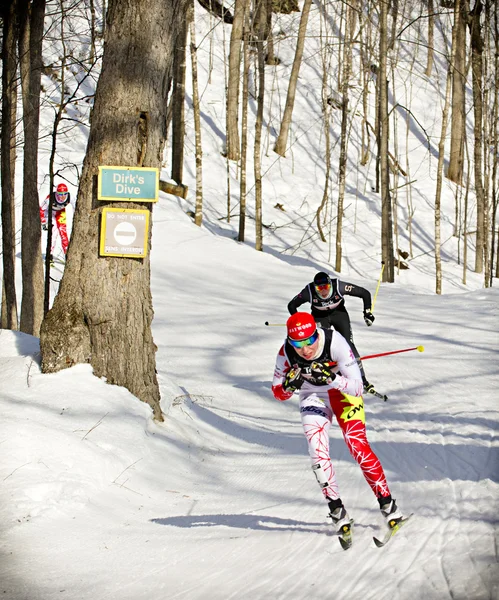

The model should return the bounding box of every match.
[1,0,20,330]
[425,0,435,77]
[335,2,354,273]
[190,2,204,226]
[18,0,46,336]
[468,0,486,274]
[379,0,394,282]
[274,0,312,157]
[171,6,190,185]
[40,0,188,420]
[435,1,459,294]
[254,0,266,251]
[226,0,245,161]
[238,3,251,242]
[447,0,468,185]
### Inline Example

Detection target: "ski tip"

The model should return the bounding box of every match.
[373,536,385,548]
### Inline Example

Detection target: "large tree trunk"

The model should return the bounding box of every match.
[1,0,19,330]
[40,0,187,420]
[18,0,46,336]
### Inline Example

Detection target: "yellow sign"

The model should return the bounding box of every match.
[100,207,150,258]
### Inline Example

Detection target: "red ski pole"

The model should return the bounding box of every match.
[360,346,424,360]
[324,346,424,368]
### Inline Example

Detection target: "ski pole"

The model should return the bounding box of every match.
[264,321,286,326]
[323,345,424,367]
[372,262,385,312]
[360,345,424,360]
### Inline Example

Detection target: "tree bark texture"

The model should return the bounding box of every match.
[1,0,20,330]
[18,0,46,336]
[40,0,188,420]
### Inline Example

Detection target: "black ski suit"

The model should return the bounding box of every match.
[287,278,372,383]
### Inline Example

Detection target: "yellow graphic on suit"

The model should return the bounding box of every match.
[57,211,67,224]
[340,394,365,424]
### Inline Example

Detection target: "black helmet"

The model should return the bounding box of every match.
[313,272,331,286]
[313,272,332,299]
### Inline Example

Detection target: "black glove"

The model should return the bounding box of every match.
[310,361,336,385]
[42,224,48,231]
[283,368,304,393]
[364,309,375,327]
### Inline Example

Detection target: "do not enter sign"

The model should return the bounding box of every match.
[100,207,150,258]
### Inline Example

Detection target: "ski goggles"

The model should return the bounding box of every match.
[55,191,69,200]
[288,330,319,348]
[315,283,331,293]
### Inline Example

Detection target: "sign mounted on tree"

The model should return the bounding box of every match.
[98,166,159,202]
[100,207,150,258]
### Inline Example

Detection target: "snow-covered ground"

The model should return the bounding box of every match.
[1,2,498,599]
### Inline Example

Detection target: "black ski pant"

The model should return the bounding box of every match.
[314,310,368,383]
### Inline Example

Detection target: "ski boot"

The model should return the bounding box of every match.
[379,496,404,529]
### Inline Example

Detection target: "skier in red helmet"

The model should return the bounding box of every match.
[40,182,74,258]
[271,312,405,548]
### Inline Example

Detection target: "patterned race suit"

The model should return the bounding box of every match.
[272,327,391,503]
[40,190,72,255]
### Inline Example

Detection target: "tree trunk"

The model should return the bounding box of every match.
[238,5,251,243]
[447,0,468,185]
[40,0,188,421]
[435,0,459,294]
[226,0,245,161]
[254,0,266,251]
[190,3,204,227]
[171,7,190,185]
[1,0,19,330]
[18,0,46,336]
[335,4,354,273]
[468,0,485,274]
[273,0,312,157]
[379,1,394,282]
[425,0,434,77]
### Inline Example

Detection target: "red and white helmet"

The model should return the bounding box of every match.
[54,182,70,207]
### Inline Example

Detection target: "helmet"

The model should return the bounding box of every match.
[313,271,332,299]
[313,271,331,286]
[54,183,70,207]
[286,312,318,348]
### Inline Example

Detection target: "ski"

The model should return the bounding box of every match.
[336,519,354,551]
[365,386,388,402]
[373,514,413,548]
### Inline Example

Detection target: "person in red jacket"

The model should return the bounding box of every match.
[40,182,73,257]
[272,312,404,540]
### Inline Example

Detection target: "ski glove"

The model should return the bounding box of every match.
[283,368,304,393]
[364,309,375,327]
[310,361,336,385]
[42,224,48,231]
